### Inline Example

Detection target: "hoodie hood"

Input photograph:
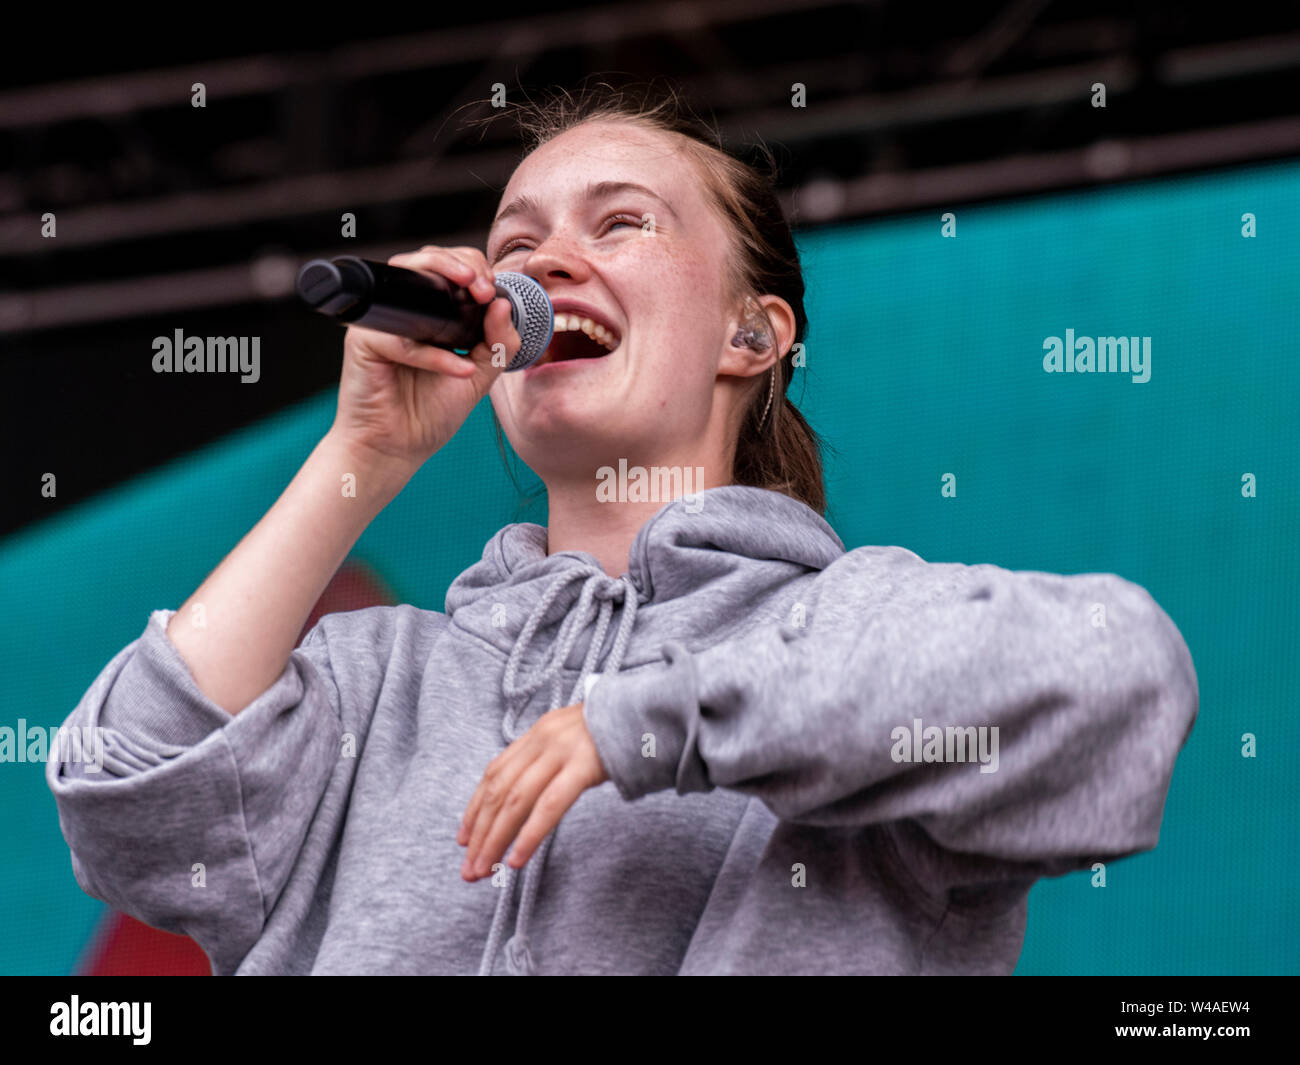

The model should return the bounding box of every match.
[443,485,845,975]
[446,485,845,666]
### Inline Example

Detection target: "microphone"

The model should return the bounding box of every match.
[295,256,553,371]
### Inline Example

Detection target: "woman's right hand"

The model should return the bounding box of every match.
[331,245,521,471]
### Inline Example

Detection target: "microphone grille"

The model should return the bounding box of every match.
[493,272,553,371]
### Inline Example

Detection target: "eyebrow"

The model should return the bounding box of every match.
[490,180,678,231]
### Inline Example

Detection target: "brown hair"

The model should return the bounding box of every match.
[471,78,826,515]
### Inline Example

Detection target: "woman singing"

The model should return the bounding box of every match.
[47,84,1198,976]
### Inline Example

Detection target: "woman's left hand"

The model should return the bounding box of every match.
[458,701,609,881]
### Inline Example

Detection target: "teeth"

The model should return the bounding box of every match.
[553,314,620,350]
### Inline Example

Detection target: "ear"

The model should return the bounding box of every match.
[717,294,797,380]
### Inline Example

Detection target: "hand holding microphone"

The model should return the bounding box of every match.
[297,252,553,370]
[304,246,551,472]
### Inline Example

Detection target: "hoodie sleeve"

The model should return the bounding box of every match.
[44,607,385,974]
[582,545,1199,883]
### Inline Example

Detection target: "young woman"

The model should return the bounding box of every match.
[47,86,1199,976]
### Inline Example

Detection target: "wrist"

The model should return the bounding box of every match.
[319,428,422,503]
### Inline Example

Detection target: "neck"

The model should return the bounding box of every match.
[533,386,750,575]
[544,452,731,577]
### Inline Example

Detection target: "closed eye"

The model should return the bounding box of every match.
[493,212,642,261]
[602,213,641,234]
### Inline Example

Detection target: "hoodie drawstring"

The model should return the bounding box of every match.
[477,568,641,976]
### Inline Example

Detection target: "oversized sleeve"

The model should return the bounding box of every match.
[582,545,1198,882]
[44,606,399,973]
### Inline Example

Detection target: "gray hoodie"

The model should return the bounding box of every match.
[46,485,1198,975]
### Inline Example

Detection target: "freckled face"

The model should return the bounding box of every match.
[486,119,735,475]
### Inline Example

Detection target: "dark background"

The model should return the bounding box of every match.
[5,2,1299,535]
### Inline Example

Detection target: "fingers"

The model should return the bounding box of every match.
[456,736,522,845]
[459,704,601,882]
[346,324,477,379]
[384,245,519,374]
[388,245,496,304]
[471,295,522,372]
[459,737,556,874]
[462,755,563,880]
[505,772,588,870]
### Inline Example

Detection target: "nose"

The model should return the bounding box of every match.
[520,234,591,286]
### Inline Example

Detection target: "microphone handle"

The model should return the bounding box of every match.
[297,256,484,350]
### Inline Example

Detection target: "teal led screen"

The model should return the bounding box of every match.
[3,156,1296,975]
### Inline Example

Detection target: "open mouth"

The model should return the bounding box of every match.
[536,314,621,365]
